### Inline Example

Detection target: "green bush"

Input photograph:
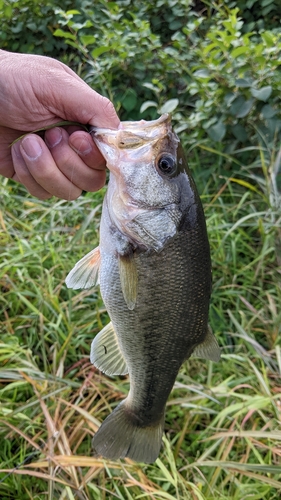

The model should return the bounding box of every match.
[176,9,281,148]
[49,3,281,163]
[0,0,73,55]
[222,0,281,32]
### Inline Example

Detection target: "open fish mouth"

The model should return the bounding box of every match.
[90,113,170,135]
[89,113,175,149]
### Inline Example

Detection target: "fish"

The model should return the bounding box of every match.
[65,113,220,463]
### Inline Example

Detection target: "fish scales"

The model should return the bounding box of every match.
[65,113,220,463]
[100,231,211,419]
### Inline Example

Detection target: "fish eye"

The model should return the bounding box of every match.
[157,154,177,176]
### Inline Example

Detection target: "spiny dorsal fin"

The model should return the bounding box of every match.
[191,326,221,362]
[65,246,100,289]
[118,254,138,310]
[90,321,128,376]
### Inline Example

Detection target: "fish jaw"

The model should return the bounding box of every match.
[90,113,172,151]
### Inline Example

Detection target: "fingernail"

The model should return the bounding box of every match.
[71,135,93,156]
[21,136,42,160]
[45,127,63,148]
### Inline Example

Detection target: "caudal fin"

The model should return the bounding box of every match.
[92,401,164,463]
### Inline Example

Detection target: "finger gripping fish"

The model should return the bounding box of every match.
[66,114,220,463]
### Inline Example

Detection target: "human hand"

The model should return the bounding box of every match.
[0,50,120,199]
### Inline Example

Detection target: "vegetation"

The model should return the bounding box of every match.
[0,0,281,498]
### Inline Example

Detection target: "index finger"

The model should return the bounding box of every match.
[44,71,120,129]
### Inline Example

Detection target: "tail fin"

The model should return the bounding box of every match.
[92,401,164,463]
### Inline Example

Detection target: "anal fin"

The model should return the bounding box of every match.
[90,322,128,376]
[65,246,100,289]
[191,326,221,362]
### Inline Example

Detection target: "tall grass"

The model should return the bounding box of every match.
[0,143,280,499]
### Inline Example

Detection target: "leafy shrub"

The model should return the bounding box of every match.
[175,9,281,149]
[222,0,281,32]
[0,0,73,56]
[50,4,281,159]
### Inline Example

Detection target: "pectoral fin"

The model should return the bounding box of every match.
[65,246,100,289]
[118,254,138,311]
[191,326,221,362]
[90,322,128,376]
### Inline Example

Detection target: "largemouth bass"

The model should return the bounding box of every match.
[66,113,220,463]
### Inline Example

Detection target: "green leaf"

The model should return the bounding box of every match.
[230,96,244,115]
[266,117,281,135]
[231,46,248,58]
[261,0,275,6]
[194,69,210,78]
[4,4,12,17]
[11,22,24,34]
[160,99,179,114]
[53,29,76,40]
[237,98,254,118]
[207,121,226,142]
[140,101,158,113]
[66,9,80,15]
[224,92,237,107]
[91,46,111,58]
[261,104,276,118]
[230,96,254,118]
[26,22,37,31]
[261,31,275,47]
[80,35,96,46]
[251,86,272,102]
[169,20,182,30]
[232,124,248,142]
[246,0,257,8]
[142,82,161,93]
[235,78,253,88]
[122,90,138,112]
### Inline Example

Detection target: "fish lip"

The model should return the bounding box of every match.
[117,113,170,130]
[89,113,170,136]
[89,127,118,138]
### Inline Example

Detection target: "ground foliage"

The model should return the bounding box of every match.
[0,0,281,498]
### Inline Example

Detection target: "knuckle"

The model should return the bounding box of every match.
[14,164,29,183]
[66,188,82,201]
[34,191,52,200]
[1,165,15,178]
[100,96,117,118]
